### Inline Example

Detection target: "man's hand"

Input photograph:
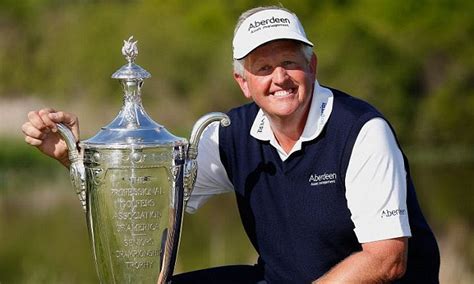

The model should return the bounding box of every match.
[21,108,80,168]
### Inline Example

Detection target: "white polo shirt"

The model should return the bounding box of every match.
[188,81,411,243]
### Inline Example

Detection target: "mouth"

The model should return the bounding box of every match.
[271,88,296,97]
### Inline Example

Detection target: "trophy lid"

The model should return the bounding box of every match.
[82,36,187,149]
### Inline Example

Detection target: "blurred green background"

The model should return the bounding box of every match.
[1,0,473,283]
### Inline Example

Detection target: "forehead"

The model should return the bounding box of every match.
[247,40,303,62]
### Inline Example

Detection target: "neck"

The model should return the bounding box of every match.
[268,104,311,154]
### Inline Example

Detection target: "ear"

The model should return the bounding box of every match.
[309,52,317,77]
[233,72,252,99]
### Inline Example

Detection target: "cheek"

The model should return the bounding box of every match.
[248,77,271,93]
[294,74,314,99]
[294,70,313,85]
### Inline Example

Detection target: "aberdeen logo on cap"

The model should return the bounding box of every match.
[233,9,313,60]
[247,16,291,33]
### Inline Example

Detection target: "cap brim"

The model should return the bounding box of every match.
[233,32,313,60]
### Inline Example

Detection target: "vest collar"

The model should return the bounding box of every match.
[250,80,334,160]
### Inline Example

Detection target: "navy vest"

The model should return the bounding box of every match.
[219,89,439,283]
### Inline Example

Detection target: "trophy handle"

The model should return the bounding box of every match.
[56,123,87,212]
[183,112,231,203]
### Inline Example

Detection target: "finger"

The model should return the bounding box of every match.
[49,111,80,140]
[27,110,50,131]
[38,108,58,132]
[21,122,48,139]
[25,135,43,146]
[48,111,77,125]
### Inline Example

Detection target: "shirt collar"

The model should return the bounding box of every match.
[250,80,334,160]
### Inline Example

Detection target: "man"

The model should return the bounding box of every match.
[23,6,439,283]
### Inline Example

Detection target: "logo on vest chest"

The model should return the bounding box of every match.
[308,172,337,186]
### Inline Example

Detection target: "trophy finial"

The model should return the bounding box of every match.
[122,36,138,63]
[112,36,151,79]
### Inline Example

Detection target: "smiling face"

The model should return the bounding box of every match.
[234,40,317,123]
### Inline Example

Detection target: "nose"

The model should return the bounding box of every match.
[272,66,289,84]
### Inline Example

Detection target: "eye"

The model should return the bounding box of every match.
[259,65,272,72]
[282,61,297,68]
[255,65,273,75]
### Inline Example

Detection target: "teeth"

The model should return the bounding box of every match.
[273,89,293,97]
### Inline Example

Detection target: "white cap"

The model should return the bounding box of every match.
[232,9,313,60]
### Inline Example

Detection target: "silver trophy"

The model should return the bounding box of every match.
[56,36,230,283]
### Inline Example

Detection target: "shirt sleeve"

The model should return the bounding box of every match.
[185,121,234,214]
[345,118,412,243]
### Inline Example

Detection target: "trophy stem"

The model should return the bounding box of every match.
[121,79,144,105]
[119,79,144,128]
